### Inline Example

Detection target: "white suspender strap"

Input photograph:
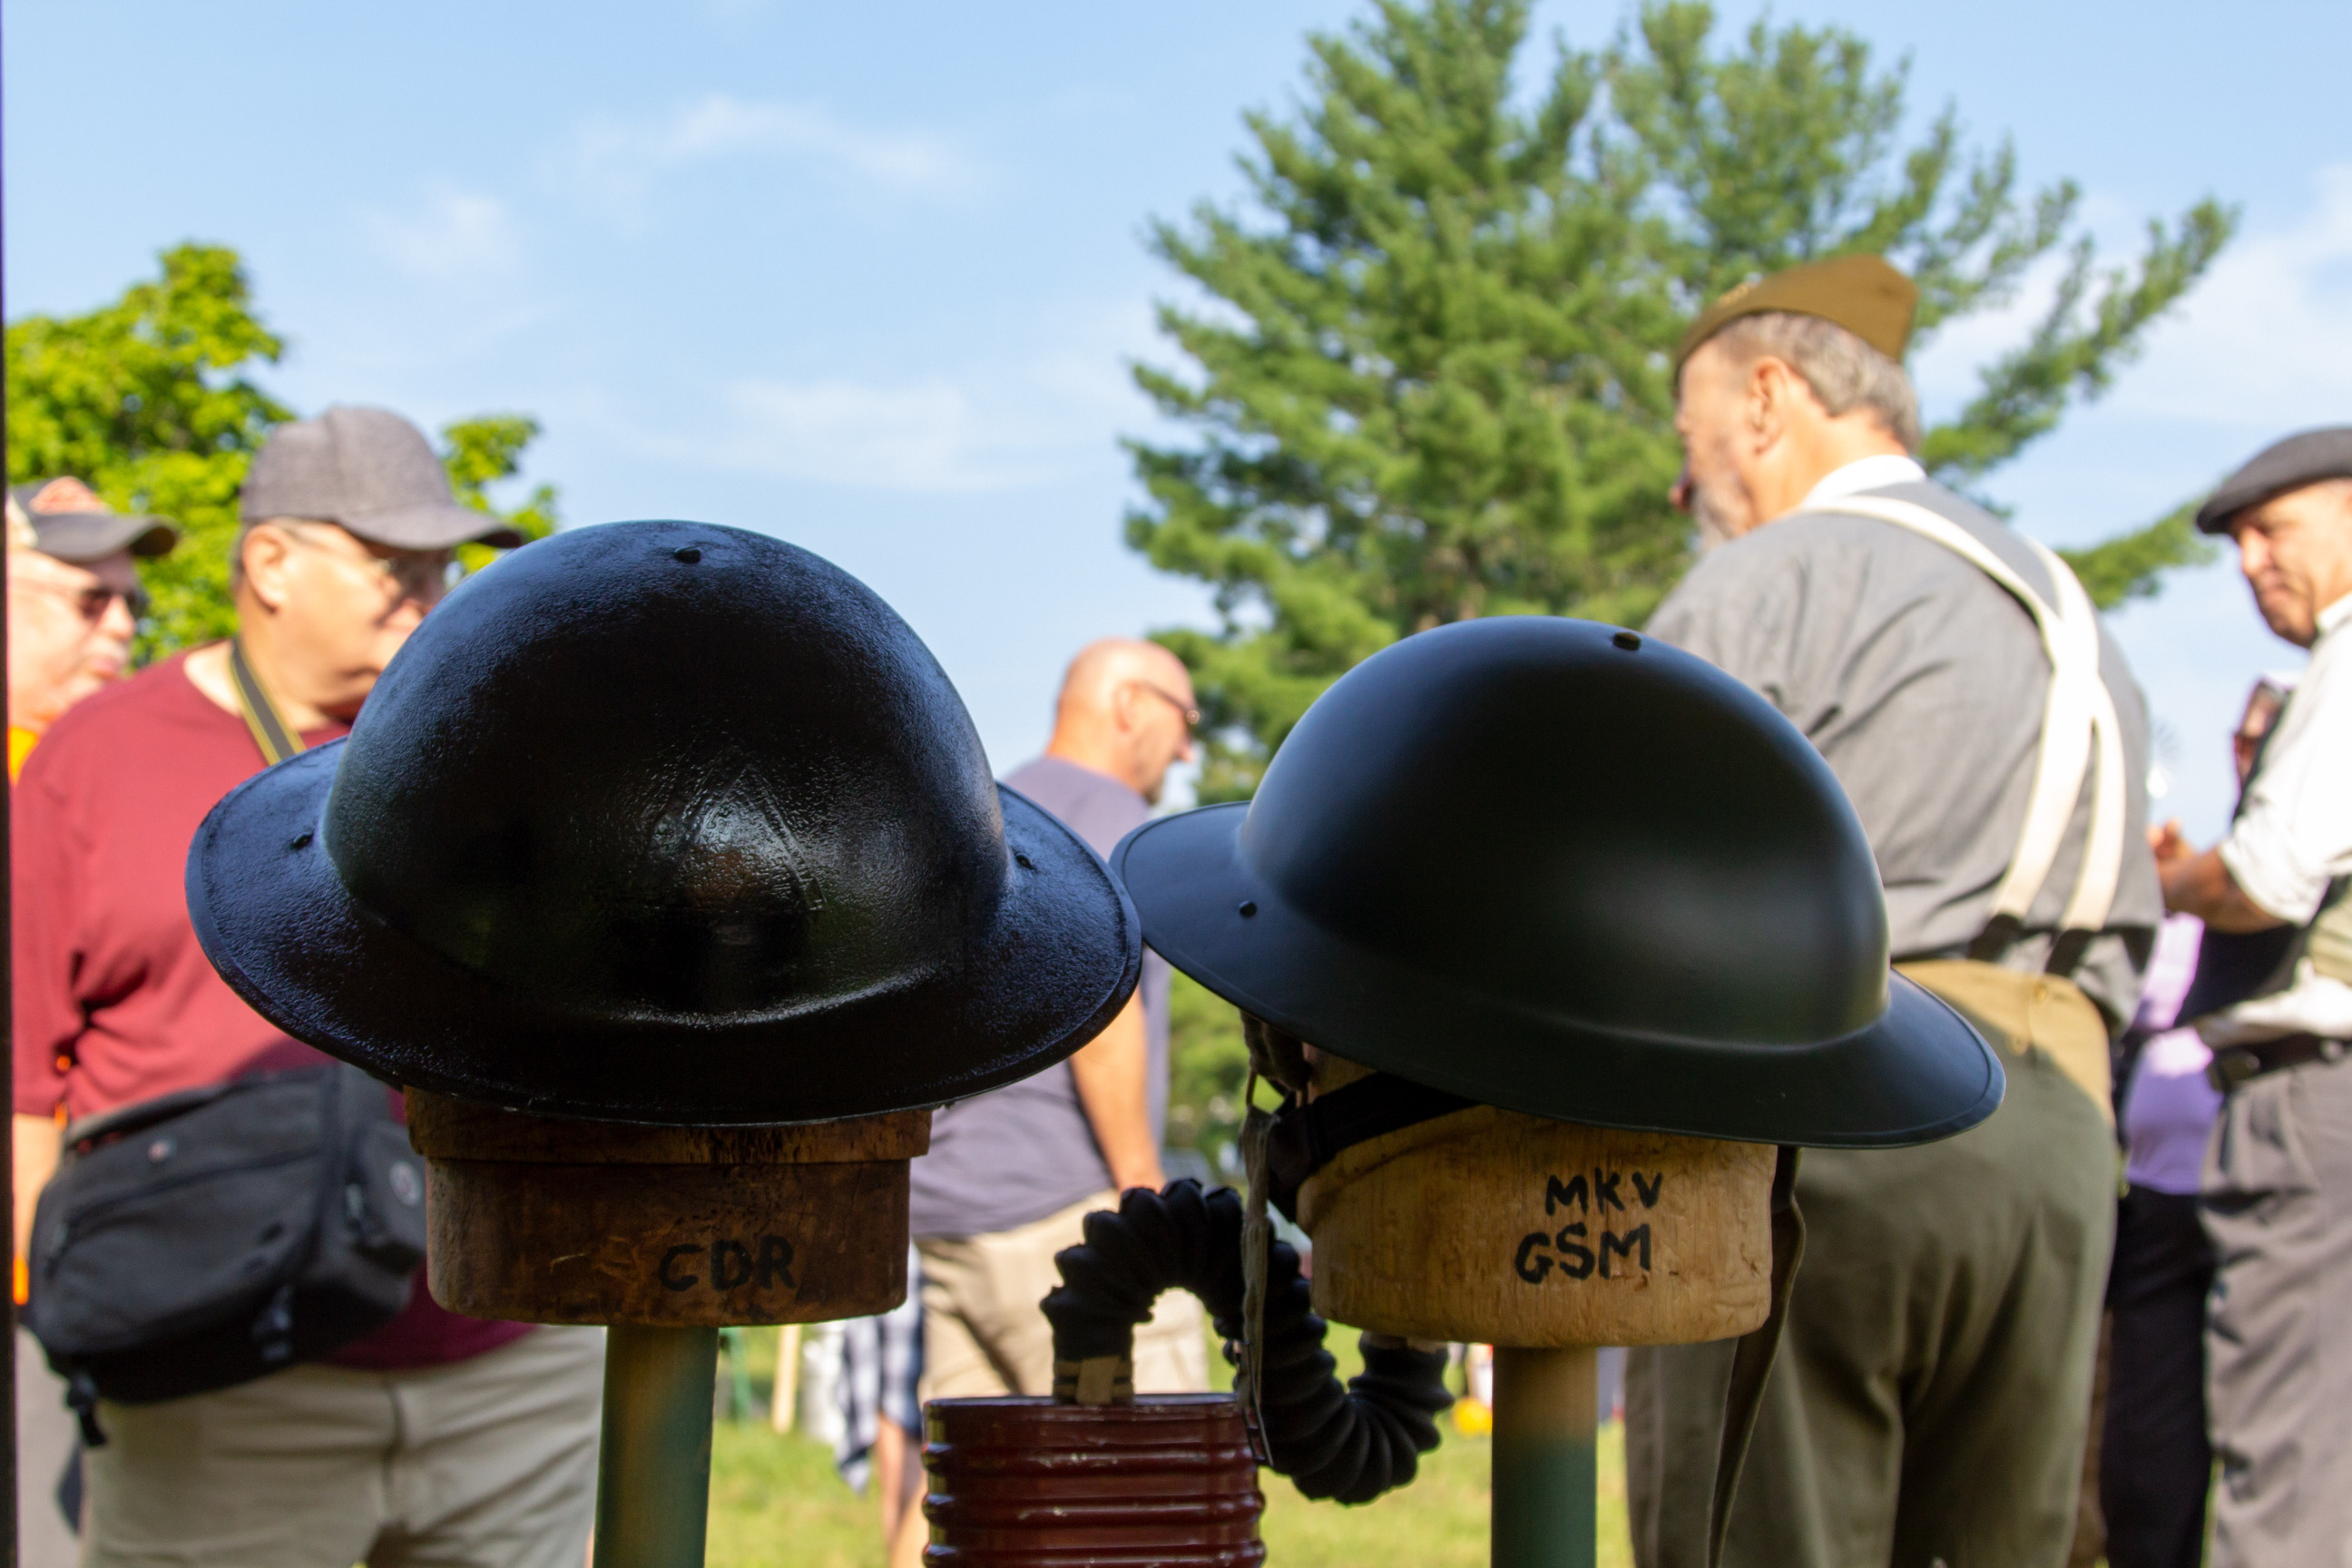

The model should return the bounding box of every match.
[2031,535,2129,939]
[1814,496,2128,970]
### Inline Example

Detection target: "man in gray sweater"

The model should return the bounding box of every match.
[1625,256,2159,1567]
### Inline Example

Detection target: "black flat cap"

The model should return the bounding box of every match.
[2196,426,2352,534]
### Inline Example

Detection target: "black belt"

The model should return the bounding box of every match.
[2208,1033,2348,1093]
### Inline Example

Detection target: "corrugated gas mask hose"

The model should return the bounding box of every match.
[1040,1180,1455,1504]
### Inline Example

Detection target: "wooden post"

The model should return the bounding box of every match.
[595,1325,720,1568]
[406,1092,930,1566]
[1293,1052,1772,1566]
[771,1323,802,1434]
[407,1094,928,1326]
[1492,1347,1597,1568]
[1292,1059,1775,1348]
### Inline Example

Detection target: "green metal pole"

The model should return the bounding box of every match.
[1491,1344,1598,1568]
[593,1324,720,1568]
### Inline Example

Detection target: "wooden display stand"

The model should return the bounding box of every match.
[406,1093,931,1568]
[1294,1053,1775,1568]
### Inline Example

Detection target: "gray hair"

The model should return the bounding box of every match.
[227,516,324,593]
[1708,310,1920,453]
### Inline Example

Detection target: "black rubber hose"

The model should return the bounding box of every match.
[1041,1180,1455,1504]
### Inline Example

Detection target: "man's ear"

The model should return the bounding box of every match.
[240,524,295,614]
[1746,357,1819,449]
[1743,357,1781,444]
[1112,679,1145,736]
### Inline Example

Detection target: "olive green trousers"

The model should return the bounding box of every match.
[1625,1042,2115,1568]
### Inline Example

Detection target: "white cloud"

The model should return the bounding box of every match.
[2111,165,2352,429]
[358,187,521,282]
[1913,166,2352,433]
[688,363,1124,494]
[559,93,986,224]
[715,377,1034,492]
[612,298,1160,495]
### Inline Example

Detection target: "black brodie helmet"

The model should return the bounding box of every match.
[1112,617,2002,1148]
[190,521,1142,1125]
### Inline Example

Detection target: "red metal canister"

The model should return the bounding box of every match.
[921,1394,1267,1566]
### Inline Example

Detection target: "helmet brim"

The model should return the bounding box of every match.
[1112,802,2002,1149]
[190,742,1142,1126]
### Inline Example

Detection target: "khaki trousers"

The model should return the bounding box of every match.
[1627,977,2116,1568]
[2203,1051,2352,1568]
[83,1324,603,1568]
[20,1327,80,1566]
[917,1191,1209,1402]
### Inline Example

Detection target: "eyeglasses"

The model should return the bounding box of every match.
[1136,681,1201,731]
[274,523,452,602]
[20,578,149,622]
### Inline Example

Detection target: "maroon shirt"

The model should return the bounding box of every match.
[13,652,528,1369]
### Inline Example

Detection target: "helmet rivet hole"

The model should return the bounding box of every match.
[1238,900,1258,917]
[289,830,313,851]
[1612,631,1642,651]
[1014,852,1034,870]
[674,546,702,564]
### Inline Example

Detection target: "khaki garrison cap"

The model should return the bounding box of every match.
[1675,254,1920,374]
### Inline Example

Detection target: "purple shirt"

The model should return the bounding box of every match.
[906,757,1171,1239]
[2121,914,2222,1195]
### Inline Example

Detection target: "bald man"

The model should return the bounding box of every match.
[906,639,1206,1400]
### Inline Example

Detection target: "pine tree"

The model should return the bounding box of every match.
[1127,0,2233,800]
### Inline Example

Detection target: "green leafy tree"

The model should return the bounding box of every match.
[7,244,291,653]
[2056,501,2211,611]
[6,243,558,656]
[442,414,561,574]
[1163,971,1252,1169]
[1127,0,2234,801]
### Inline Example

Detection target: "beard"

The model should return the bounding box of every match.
[1687,477,1746,554]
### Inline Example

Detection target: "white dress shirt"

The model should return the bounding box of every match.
[1797,453,1929,509]
[2205,595,2350,1044]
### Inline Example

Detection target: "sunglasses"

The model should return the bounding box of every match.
[25,579,149,622]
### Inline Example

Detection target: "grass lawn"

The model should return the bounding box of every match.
[706,1328,1636,1567]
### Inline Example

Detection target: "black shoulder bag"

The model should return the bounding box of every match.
[24,641,426,1443]
[24,1063,429,1441]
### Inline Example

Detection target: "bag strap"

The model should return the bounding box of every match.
[228,636,304,767]
[254,1064,375,1374]
[1814,496,2128,975]
[1260,1074,1478,1220]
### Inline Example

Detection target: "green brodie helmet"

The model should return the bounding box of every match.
[1112,617,2001,1148]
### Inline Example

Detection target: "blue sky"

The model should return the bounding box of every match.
[8,0,2349,841]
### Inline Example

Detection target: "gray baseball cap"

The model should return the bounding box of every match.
[240,405,524,550]
[2196,426,2352,534]
[9,477,179,563]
